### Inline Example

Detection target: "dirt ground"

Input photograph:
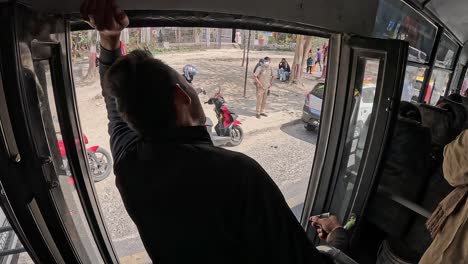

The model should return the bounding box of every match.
[73,48,318,151]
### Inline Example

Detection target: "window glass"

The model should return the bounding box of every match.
[374,0,437,63]
[17,17,103,263]
[427,69,451,105]
[362,87,376,103]
[435,34,459,69]
[72,27,329,260]
[330,58,380,222]
[401,65,427,102]
[460,70,468,97]
[311,83,325,99]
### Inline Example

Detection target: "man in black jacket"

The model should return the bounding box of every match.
[278,58,291,81]
[81,1,348,263]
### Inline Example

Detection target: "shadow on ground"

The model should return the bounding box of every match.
[280,121,319,144]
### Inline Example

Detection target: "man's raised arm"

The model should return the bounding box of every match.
[81,0,137,162]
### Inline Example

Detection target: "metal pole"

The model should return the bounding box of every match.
[243,30,252,97]
[419,28,443,103]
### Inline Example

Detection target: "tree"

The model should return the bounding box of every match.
[140,27,151,44]
[205,28,210,47]
[86,30,97,79]
[217,28,222,48]
[290,35,306,84]
[290,35,321,84]
[193,28,201,44]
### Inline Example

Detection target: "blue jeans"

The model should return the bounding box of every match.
[278,69,289,81]
[277,68,283,79]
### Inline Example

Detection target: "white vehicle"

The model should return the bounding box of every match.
[302,82,376,132]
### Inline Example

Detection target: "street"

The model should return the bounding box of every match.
[94,122,318,262]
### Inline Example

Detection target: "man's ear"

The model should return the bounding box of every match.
[174,83,192,105]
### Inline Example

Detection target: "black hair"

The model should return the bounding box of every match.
[399,101,421,122]
[264,56,271,61]
[104,49,179,137]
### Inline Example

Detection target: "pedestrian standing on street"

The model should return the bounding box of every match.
[306,55,314,74]
[315,48,322,72]
[82,1,348,263]
[254,56,274,119]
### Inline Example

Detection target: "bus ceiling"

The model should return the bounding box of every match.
[13,0,468,46]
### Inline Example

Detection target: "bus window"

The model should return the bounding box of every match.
[460,70,468,97]
[373,0,437,64]
[401,65,427,102]
[428,69,451,105]
[71,27,329,261]
[435,34,459,70]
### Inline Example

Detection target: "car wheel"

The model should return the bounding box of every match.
[305,123,316,132]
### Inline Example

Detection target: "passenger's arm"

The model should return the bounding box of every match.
[81,0,135,162]
[99,47,139,161]
[239,155,335,264]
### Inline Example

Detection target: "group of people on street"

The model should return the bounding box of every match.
[253,44,328,118]
[306,45,328,74]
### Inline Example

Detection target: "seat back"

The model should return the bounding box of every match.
[367,115,432,237]
[461,96,468,105]
[437,98,467,133]
[418,104,454,147]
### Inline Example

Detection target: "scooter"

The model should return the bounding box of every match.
[57,133,113,182]
[205,90,244,147]
[182,64,244,147]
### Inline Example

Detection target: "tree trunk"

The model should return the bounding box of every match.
[194,28,200,44]
[206,28,210,48]
[140,28,151,44]
[299,36,314,79]
[241,31,247,67]
[290,35,304,84]
[290,35,313,85]
[86,30,97,79]
[217,28,222,49]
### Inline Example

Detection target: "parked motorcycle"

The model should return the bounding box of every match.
[182,64,244,147]
[205,91,244,147]
[57,133,113,182]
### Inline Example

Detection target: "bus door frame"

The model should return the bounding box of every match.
[301,34,408,246]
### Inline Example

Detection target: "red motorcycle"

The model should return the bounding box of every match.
[57,133,113,182]
[205,91,243,147]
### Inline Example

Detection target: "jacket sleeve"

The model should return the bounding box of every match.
[99,46,139,163]
[327,227,350,254]
[239,155,335,264]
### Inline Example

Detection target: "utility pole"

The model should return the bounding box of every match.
[243,30,252,97]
